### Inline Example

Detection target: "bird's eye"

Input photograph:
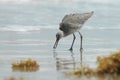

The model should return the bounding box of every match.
[56,34,60,39]
[56,34,58,38]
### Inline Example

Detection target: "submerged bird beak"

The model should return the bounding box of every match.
[53,38,59,49]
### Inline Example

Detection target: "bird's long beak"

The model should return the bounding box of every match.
[53,38,59,49]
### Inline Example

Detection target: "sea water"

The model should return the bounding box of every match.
[0,0,120,80]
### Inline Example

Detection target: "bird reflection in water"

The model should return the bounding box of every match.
[53,49,83,71]
[80,48,83,68]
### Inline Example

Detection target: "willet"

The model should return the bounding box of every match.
[53,11,94,51]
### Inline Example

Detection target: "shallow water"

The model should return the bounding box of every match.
[0,29,119,80]
[0,0,120,80]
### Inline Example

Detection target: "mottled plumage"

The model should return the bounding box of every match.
[53,11,94,50]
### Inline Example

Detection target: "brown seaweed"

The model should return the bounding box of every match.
[12,58,39,72]
[66,51,120,78]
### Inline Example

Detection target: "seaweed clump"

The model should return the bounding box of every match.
[66,51,120,77]
[73,67,95,77]
[97,51,120,74]
[12,58,39,72]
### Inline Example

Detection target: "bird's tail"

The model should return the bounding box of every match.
[84,11,94,18]
[91,11,94,14]
[79,11,94,22]
[90,11,94,16]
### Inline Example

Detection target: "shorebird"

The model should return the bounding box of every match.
[53,11,94,51]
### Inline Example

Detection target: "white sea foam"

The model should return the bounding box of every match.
[0,25,57,32]
[1,25,40,32]
[84,25,120,30]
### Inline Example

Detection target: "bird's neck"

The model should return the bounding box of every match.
[58,31,65,37]
[59,31,69,37]
[62,31,71,37]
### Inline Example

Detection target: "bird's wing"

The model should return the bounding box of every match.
[60,12,94,33]
[62,15,68,22]
[62,11,94,25]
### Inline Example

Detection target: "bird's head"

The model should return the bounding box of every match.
[53,31,64,49]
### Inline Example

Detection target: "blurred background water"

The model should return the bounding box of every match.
[0,0,120,80]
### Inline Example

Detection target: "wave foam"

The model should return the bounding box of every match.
[84,25,120,30]
[0,26,39,32]
[0,25,57,32]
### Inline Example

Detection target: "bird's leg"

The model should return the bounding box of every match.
[69,33,76,51]
[78,32,83,51]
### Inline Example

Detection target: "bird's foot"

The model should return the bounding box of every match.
[69,48,73,51]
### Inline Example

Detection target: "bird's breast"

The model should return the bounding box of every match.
[63,28,79,37]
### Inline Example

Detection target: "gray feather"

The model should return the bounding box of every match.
[59,11,94,35]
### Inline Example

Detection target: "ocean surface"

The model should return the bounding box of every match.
[0,0,120,80]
